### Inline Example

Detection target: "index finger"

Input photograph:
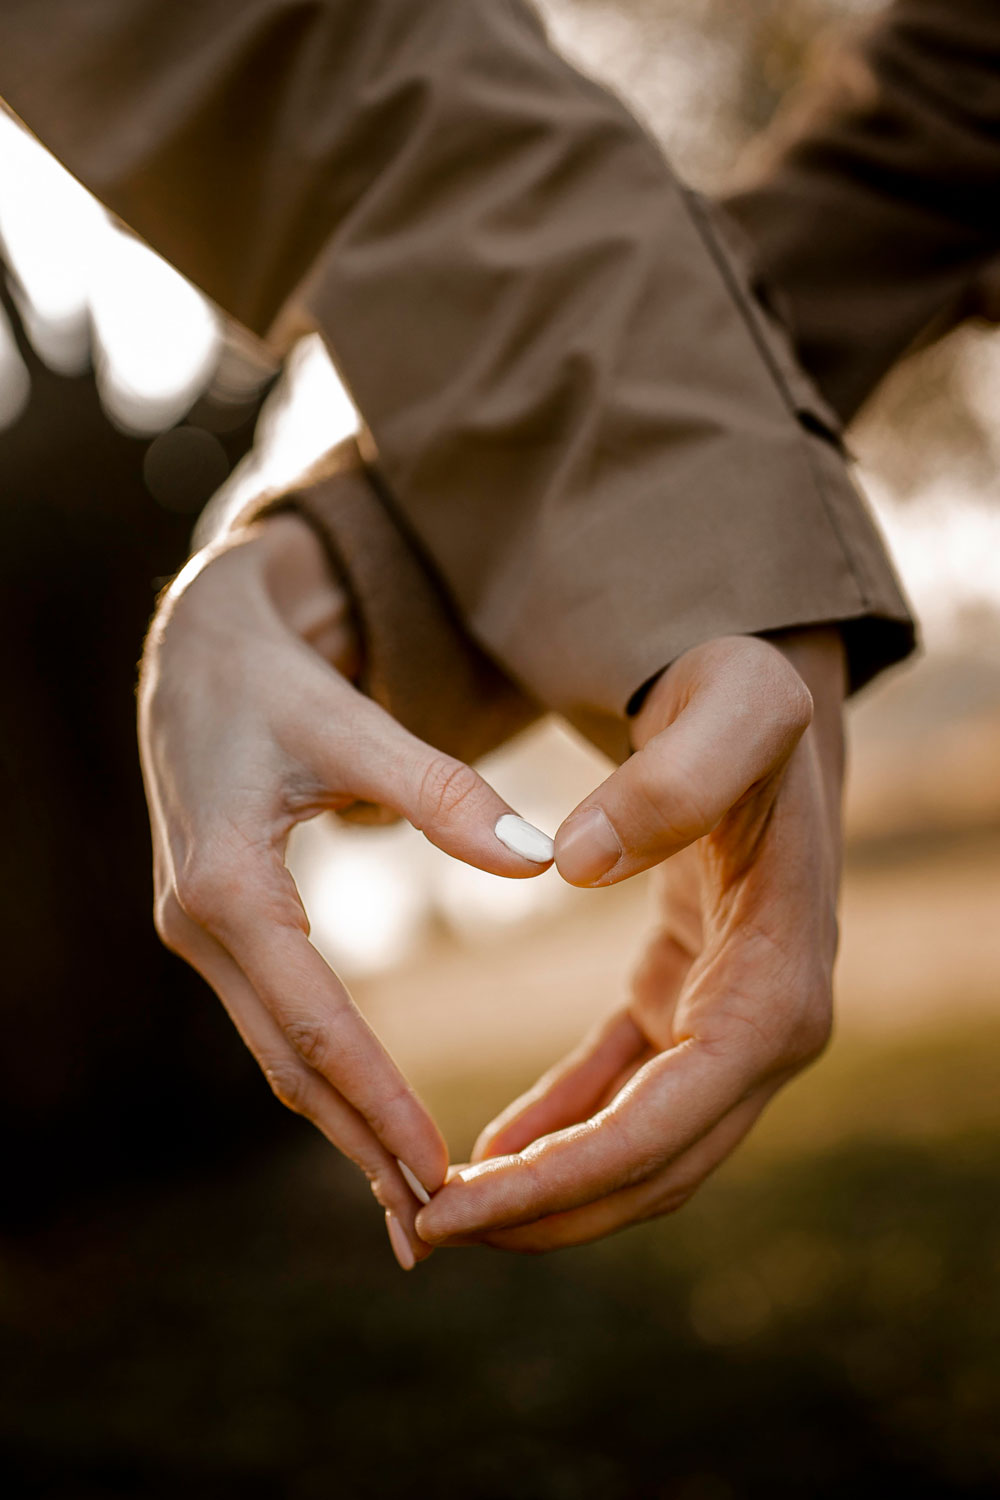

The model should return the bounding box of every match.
[180,847,449,1195]
[415,1033,758,1242]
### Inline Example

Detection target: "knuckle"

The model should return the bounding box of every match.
[706,925,834,1073]
[365,1158,416,1218]
[715,981,831,1074]
[780,672,814,742]
[417,755,482,827]
[763,653,814,740]
[283,1016,332,1073]
[361,1077,412,1143]
[787,987,833,1066]
[575,1108,659,1190]
[261,1057,312,1116]
[364,1167,399,1213]
[506,1142,560,1205]
[153,891,186,951]
[634,758,711,846]
[701,1001,779,1066]
[361,1099,391,1142]
[173,856,233,927]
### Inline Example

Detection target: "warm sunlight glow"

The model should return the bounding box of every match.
[0,112,96,375]
[0,111,220,431]
[88,227,221,435]
[290,818,432,977]
[863,476,1000,648]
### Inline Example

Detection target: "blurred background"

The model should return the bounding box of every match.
[1,1,999,1496]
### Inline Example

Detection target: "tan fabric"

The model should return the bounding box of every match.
[1,0,913,756]
[239,438,547,774]
[726,0,1000,425]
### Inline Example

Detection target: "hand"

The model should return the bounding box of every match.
[138,511,553,1267]
[415,629,846,1251]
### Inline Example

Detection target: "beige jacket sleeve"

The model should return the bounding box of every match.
[241,439,543,774]
[725,0,1000,426]
[1,0,913,762]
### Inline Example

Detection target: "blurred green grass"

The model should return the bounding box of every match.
[4,1017,999,1499]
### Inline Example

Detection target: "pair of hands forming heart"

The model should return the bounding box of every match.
[140,510,845,1268]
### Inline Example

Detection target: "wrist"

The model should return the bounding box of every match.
[764,624,846,763]
[241,510,362,681]
[762,626,847,708]
[763,627,847,835]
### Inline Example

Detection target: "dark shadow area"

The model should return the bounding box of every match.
[0,269,291,1232]
[2,1116,998,1499]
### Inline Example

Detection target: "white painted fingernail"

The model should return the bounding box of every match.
[397,1158,431,1204]
[385,1211,416,1271]
[495,814,554,864]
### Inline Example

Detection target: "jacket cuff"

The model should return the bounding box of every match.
[233,438,541,794]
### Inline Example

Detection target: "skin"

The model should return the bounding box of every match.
[141,508,846,1261]
[138,512,552,1266]
[415,628,846,1253]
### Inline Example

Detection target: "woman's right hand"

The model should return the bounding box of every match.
[138,511,552,1268]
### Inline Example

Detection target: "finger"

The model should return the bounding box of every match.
[175,918,436,1264]
[473,916,698,1162]
[173,851,450,1198]
[472,1089,772,1253]
[303,681,554,878]
[237,911,449,1197]
[554,637,813,886]
[470,1013,646,1162]
[416,1033,760,1243]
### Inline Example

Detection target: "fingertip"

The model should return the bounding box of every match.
[416,1140,451,1198]
[415,1156,519,1243]
[422,808,553,880]
[494,814,554,867]
[414,1173,468,1245]
[413,1204,444,1246]
[391,1116,449,1200]
[554,806,623,886]
[413,1162,468,1243]
[385,1210,416,1271]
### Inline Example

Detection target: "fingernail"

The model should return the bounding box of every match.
[494,813,554,864]
[385,1210,416,1271]
[396,1158,431,1205]
[555,807,622,884]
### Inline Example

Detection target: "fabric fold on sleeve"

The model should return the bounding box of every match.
[0,0,916,751]
[724,0,1000,425]
[234,437,547,793]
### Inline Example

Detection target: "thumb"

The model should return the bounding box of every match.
[314,690,554,878]
[553,637,813,887]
